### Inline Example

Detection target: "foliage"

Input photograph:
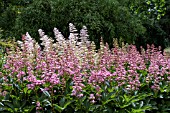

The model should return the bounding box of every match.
[131,0,170,49]
[0,25,170,112]
[1,0,170,49]
[0,5,17,38]
[0,0,33,38]
[0,28,16,52]
[159,0,170,47]
[13,0,146,49]
[14,0,52,40]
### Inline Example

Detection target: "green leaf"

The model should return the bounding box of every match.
[23,87,28,94]
[4,93,10,100]
[12,98,20,108]
[0,78,3,83]
[163,108,170,111]
[105,81,110,87]
[89,105,101,112]
[80,95,86,103]
[6,107,14,112]
[27,89,32,94]
[63,100,74,109]
[131,105,152,112]
[3,101,14,110]
[134,91,138,96]
[119,93,151,109]
[83,100,90,110]
[13,84,21,90]
[101,91,117,105]
[124,94,130,102]
[43,99,51,107]
[103,98,115,105]
[27,105,35,112]
[0,102,5,112]
[0,107,4,112]
[0,102,4,106]
[40,88,51,98]
[139,101,144,108]
[54,104,64,113]
[59,97,65,107]
[20,100,27,109]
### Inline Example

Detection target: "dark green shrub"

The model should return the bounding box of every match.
[14,0,146,48]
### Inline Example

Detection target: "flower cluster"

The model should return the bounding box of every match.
[1,23,170,102]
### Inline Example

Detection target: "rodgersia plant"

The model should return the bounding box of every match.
[0,23,170,113]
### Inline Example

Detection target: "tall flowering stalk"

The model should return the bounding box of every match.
[3,24,170,92]
[1,23,170,112]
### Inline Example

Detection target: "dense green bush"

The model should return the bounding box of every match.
[13,0,145,48]
[131,0,169,49]
[0,0,170,49]
[0,5,17,37]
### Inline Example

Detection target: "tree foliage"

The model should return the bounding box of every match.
[0,0,170,49]
[130,0,169,49]
[13,0,146,48]
[0,0,33,38]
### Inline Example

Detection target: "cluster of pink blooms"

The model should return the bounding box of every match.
[2,23,170,103]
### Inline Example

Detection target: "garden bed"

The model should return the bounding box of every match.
[0,24,170,113]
